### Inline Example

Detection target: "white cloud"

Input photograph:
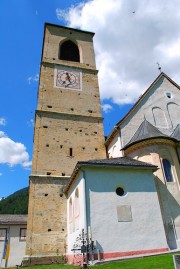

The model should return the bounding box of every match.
[0,131,31,168]
[0,173,2,177]
[0,118,6,126]
[28,73,39,84]
[27,119,34,127]
[56,0,180,105]
[101,104,113,113]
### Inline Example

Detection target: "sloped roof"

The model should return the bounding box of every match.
[0,215,27,225]
[77,156,157,168]
[171,124,180,141]
[105,72,180,146]
[122,119,171,150]
[65,156,157,193]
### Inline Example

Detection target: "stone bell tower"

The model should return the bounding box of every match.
[24,23,106,264]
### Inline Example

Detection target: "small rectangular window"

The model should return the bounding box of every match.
[20,228,27,241]
[69,148,73,157]
[0,228,7,241]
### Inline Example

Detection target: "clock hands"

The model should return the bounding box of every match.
[65,72,75,87]
[57,70,78,88]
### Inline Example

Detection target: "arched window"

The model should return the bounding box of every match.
[59,40,80,62]
[74,188,79,216]
[74,188,80,231]
[69,198,73,233]
[69,198,73,221]
[152,107,167,128]
[162,159,173,182]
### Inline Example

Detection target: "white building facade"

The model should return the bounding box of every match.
[106,73,180,251]
[0,215,27,267]
[65,158,168,264]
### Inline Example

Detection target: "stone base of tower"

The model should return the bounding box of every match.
[22,254,66,266]
[25,175,69,265]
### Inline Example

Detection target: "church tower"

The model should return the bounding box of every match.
[24,23,106,264]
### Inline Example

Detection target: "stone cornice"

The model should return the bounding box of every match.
[41,59,98,74]
[35,109,104,121]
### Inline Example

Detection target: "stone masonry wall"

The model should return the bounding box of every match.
[25,24,106,264]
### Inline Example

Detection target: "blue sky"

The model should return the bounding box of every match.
[0,0,180,198]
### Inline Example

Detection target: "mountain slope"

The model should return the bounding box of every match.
[0,187,29,214]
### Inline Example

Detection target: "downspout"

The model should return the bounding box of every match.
[82,170,88,234]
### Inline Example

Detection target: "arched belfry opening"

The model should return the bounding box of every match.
[59,40,80,62]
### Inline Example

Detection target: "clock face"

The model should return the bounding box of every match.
[56,68,81,90]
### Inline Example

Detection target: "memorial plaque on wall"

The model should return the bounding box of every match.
[117,205,132,222]
[173,255,180,269]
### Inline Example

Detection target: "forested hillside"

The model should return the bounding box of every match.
[0,187,29,214]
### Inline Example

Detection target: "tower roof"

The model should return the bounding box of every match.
[122,119,172,150]
[171,124,180,141]
[44,22,95,36]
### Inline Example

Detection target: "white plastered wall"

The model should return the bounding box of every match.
[67,171,87,254]
[108,133,123,158]
[120,77,180,148]
[68,166,168,255]
[0,225,26,267]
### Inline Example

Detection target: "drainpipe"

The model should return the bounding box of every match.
[82,170,88,234]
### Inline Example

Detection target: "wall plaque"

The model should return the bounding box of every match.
[117,205,132,222]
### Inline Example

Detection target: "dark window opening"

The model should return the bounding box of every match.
[162,159,173,182]
[20,228,27,241]
[59,40,80,62]
[116,187,125,196]
[69,148,73,157]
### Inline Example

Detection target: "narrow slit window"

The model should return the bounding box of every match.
[69,148,73,157]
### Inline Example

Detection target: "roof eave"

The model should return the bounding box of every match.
[65,161,158,193]
[123,136,178,151]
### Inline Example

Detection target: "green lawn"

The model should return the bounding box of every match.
[21,253,177,269]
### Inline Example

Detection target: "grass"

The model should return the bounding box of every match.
[20,253,178,269]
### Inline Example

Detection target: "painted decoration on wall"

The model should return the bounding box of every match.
[55,67,82,90]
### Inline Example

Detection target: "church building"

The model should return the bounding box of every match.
[23,23,180,265]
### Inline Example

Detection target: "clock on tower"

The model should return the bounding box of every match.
[55,67,82,90]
